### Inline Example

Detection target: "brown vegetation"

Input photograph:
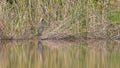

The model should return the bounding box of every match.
[0,0,120,41]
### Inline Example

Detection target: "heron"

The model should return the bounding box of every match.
[38,18,44,59]
[38,18,44,37]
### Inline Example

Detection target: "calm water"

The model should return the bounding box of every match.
[0,40,120,68]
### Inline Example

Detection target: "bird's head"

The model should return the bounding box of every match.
[39,17,44,23]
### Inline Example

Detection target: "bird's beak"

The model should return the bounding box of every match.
[40,18,43,22]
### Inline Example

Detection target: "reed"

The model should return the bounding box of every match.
[0,0,120,39]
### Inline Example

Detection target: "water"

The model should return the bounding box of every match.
[0,40,120,68]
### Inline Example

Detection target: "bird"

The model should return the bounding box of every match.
[38,18,44,36]
[38,18,44,59]
[29,18,44,40]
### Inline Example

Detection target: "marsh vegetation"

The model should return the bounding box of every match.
[0,0,120,68]
[0,0,120,40]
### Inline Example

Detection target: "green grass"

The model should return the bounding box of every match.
[107,11,120,22]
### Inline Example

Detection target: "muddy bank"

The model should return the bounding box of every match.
[0,34,120,42]
[41,35,120,42]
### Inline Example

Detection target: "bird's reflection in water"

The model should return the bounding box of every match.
[38,38,44,60]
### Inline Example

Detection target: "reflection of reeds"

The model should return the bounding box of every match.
[4,41,43,68]
[0,40,120,68]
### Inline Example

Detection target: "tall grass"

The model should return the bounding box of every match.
[0,0,120,39]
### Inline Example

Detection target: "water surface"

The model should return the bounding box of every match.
[0,40,120,68]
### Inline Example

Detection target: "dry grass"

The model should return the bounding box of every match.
[0,0,120,39]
